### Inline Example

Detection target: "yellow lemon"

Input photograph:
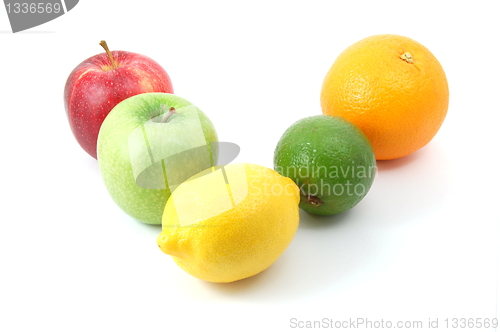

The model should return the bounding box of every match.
[157,163,300,283]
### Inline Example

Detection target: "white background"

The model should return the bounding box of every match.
[1,1,499,331]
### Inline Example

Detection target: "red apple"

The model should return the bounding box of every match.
[64,41,174,159]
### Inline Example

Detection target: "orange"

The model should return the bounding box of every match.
[320,34,449,160]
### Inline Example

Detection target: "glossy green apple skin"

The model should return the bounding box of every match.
[97,93,218,224]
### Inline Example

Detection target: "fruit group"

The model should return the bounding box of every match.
[64,41,174,159]
[320,34,449,160]
[97,93,218,225]
[274,115,376,215]
[157,163,300,283]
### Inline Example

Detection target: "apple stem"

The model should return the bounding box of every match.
[99,40,118,70]
[161,107,177,123]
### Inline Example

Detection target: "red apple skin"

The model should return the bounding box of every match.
[64,51,174,159]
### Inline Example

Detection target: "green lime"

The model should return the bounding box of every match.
[273,115,376,215]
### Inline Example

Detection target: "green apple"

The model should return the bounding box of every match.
[97,93,218,224]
